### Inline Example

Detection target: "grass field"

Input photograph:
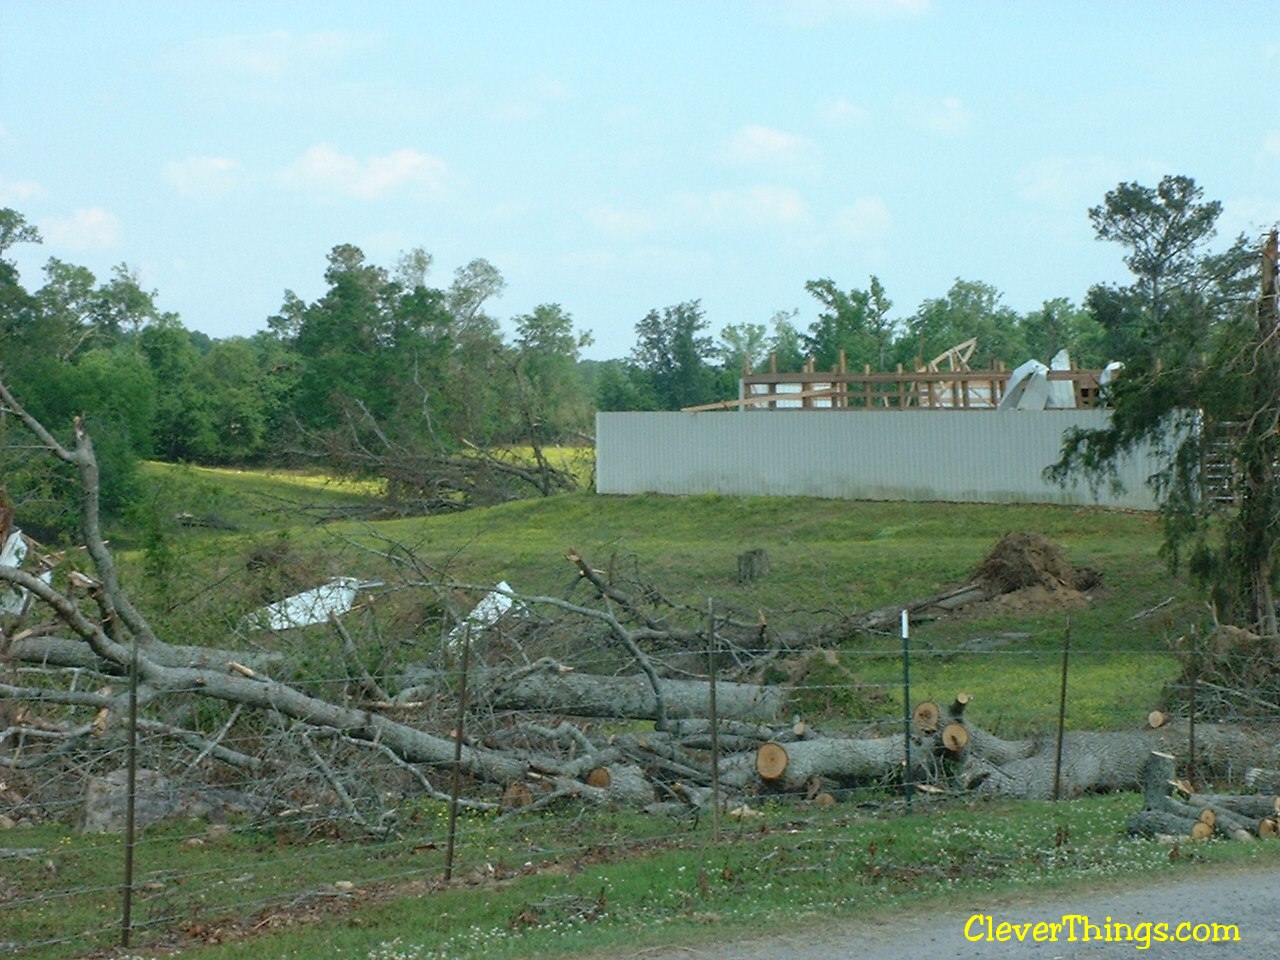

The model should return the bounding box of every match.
[4,461,1244,959]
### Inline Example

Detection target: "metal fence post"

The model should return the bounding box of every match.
[121,634,139,948]
[707,599,720,842]
[444,626,471,882]
[1052,618,1070,801]
[902,610,912,812]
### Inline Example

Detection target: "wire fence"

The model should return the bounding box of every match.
[2,595,1277,958]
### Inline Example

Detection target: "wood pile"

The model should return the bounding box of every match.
[1127,751,1280,841]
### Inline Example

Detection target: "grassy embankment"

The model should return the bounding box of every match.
[6,457,1263,960]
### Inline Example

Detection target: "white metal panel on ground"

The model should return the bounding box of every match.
[596,410,1163,509]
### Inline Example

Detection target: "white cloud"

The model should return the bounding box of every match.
[832,196,891,240]
[677,186,812,227]
[916,95,971,134]
[163,156,243,197]
[0,174,45,205]
[586,204,657,239]
[818,97,872,127]
[725,125,820,174]
[40,208,121,250]
[174,30,375,78]
[278,145,450,200]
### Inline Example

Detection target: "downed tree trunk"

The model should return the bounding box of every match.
[1127,750,1279,841]
[717,691,1280,800]
[721,733,924,793]
[1127,809,1213,841]
[9,635,286,674]
[481,658,789,723]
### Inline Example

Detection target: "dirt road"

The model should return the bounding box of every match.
[610,864,1280,958]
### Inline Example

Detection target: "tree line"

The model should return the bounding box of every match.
[0,175,1270,614]
[0,207,1112,470]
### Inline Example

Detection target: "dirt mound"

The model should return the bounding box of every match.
[970,532,1102,596]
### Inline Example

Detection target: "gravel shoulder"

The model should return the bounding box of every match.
[596,862,1280,959]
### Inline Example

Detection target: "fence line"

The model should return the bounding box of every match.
[4,619,1272,958]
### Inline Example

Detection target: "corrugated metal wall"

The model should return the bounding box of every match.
[596,410,1163,509]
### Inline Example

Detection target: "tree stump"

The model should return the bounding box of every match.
[737,549,769,584]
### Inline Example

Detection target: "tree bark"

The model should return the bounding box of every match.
[483,658,788,723]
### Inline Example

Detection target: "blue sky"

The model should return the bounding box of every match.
[3,0,1277,360]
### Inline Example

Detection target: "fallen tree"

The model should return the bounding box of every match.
[475,657,788,724]
[714,694,1280,801]
[1127,750,1280,841]
[3,374,1278,834]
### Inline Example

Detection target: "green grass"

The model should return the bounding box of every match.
[12,795,1279,960]
[112,470,1196,734]
[5,468,1222,958]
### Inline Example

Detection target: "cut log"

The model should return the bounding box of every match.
[737,734,909,792]
[1148,710,1168,728]
[1184,793,1280,820]
[913,700,940,734]
[1260,818,1279,839]
[722,704,1280,802]
[950,692,973,718]
[592,764,655,805]
[966,726,1280,801]
[502,782,536,811]
[756,742,790,782]
[586,767,611,789]
[1127,809,1210,839]
[941,722,969,753]
[1209,808,1253,842]
[1132,750,1271,842]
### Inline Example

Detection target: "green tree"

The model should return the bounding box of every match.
[630,300,717,410]
[767,309,806,371]
[285,244,397,431]
[1049,177,1264,628]
[1086,175,1242,365]
[34,258,98,360]
[802,276,895,371]
[716,321,770,374]
[198,338,272,462]
[1020,297,1107,367]
[803,278,873,370]
[867,276,895,370]
[0,210,43,371]
[511,303,594,440]
[592,359,653,412]
[91,263,167,342]
[138,321,220,460]
[899,279,1026,369]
